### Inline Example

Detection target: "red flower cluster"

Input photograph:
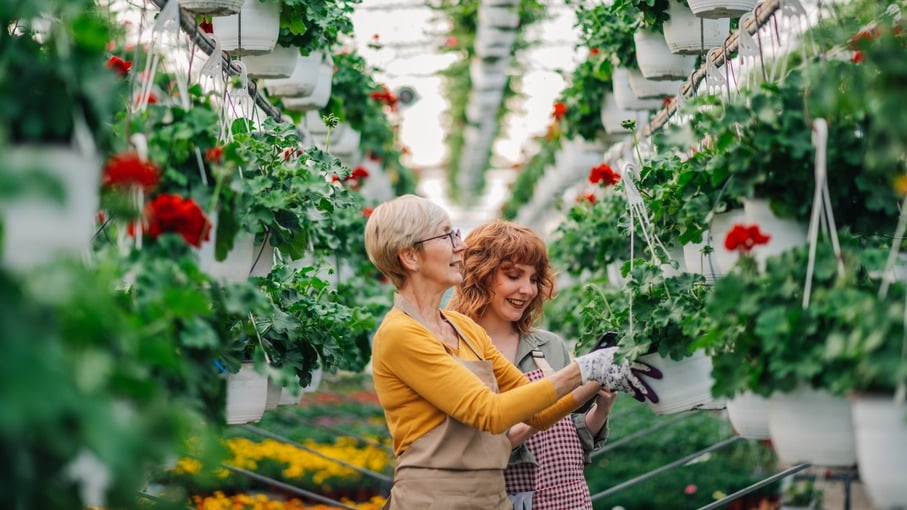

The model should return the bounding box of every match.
[204,146,224,164]
[551,101,567,121]
[103,152,160,190]
[589,48,600,56]
[362,207,374,217]
[588,163,620,186]
[351,166,370,180]
[106,56,132,78]
[723,224,771,253]
[370,85,399,111]
[199,17,213,34]
[144,194,211,248]
[577,191,597,204]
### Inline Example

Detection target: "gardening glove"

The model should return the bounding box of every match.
[574,348,662,404]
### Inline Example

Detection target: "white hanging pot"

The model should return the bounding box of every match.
[278,383,301,406]
[249,237,273,277]
[478,6,519,29]
[1,145,100,270]
[324,123,361,156]
[768,387,857,467]
[264,377,282,411]
[634,30,696,81]
[225,362,268,425]
[301,365,324,393]
[600,92,649,134]
[242,44,298,79]
[707,208,746,277]
[470,57,509,91]
[687,0,758,19]
[851,395,907,508]
[262,51,325,98]
[474,25,517,59]
[304,109,330,135]
[212,0,280,55]
[627,69,682,100]
[663,0,730,55]
[281,54,334,112]
[198,217,254,282]
[612,68,663,111]
[178,0,245,16]
[637,349,717,415]
[726,390,771,439]
[743,198,808,271]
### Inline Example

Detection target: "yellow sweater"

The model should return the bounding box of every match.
[372,308,580,457]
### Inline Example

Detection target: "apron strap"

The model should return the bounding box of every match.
[530,350,555,377]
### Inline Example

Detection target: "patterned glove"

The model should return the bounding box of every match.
[574,348,662,403]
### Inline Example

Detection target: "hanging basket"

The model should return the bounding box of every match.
[212,0,280,55]
[638,349,716,415]
[612,68,663,111]
[851,395,907,508]
[707,208,747,278]
[1,145,100,270]
[627,69,682,100]
[743,198,808,270]
[726,391,771,439]
[600,92,649,135]
[663,0,731,54]
[634,29,697,80]
[281,54,334,112]
[687,0,758,19]
[262,51,325,98]
[178,0,245,16]
[242,44,298,79]
[768,387,857,467]
[225,362,268,425]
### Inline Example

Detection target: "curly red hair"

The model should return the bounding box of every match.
[448,220,555,334]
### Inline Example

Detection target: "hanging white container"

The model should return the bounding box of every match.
[304,109,330,135]
[634,30,696,80]
[612,68,663,111]
[323,123,361,156]
[281,54,334,112]
[687,0,758,19]
[600,92,649,134]
[278,383,301,406]
[242,44,298,79]
[663,0,730,54]
[178,0,245,16]
[478,6,519,29]
[726,390,771,439]
[638,349,716,415]
[708,208,746,277]
[474,25,517,59]
[851,396,907,508]
[249,237,273,277]
[470,57,509,91]
[743,198,808,271]
[301,365,324,393]
[264,377,282,411]
[1,145,100,270]
[262,51,325,98]
[627,69,682,100]
[768,387,857,467]
[212,0,280,55]
[225,362,268,425]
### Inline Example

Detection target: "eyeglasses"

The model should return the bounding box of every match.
[413,228,462,249]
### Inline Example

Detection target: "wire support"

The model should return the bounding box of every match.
[591,412,696,458]
[148,0,284,121]
[590,435,745,501]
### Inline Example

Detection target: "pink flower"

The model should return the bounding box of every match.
[684,484,697,495]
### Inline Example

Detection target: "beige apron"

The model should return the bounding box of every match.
[383,296,512,510]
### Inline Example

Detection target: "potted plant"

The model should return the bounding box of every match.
[579,259,715,415]
[557,53,616,143]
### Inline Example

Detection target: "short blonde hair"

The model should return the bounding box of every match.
[364,194,450,288]
[448,220,555,334]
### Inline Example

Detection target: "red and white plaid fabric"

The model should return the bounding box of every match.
[503,368,592,510]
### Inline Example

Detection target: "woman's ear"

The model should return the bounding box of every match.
[399,248,420,272]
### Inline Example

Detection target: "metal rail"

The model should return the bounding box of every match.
[239,424,394,484]
[697,462,812,510]
[592,412,696,458]
[590,435,745,501]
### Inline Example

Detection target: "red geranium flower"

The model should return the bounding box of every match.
[204,146,224,164]
[350,166,370,180]
[588,163,620,186]
[103,152,160,190]
[144,194,211,248]
[851,51,864,64]
[551,101,567,121]
[723,224,771,253]
[577,191,597,204]
[362,207,374,217]
[589,47,600,56]
[106,56,132,78]
[199,18,213,34]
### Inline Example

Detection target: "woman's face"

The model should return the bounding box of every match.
[414,223,465,287]
[486,262,539,324]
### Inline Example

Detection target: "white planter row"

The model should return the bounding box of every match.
[226,361,324,424]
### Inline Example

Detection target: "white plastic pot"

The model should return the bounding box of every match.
[663,0,731,54]
[242,44,298,79]
[634,30,696,80]
[687,0,758,19]
[212,0,280,55]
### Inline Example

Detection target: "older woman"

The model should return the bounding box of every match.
[448,220,620,510]
[364,194,658,509]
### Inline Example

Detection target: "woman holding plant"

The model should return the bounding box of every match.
[448,220,621,510]
[363,194,660,509]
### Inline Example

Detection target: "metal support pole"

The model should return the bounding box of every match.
[592,412,695,458]
[591,436,745,501]
[222,465,359,510]
[239,424,394,484]
[697,463,812,510]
